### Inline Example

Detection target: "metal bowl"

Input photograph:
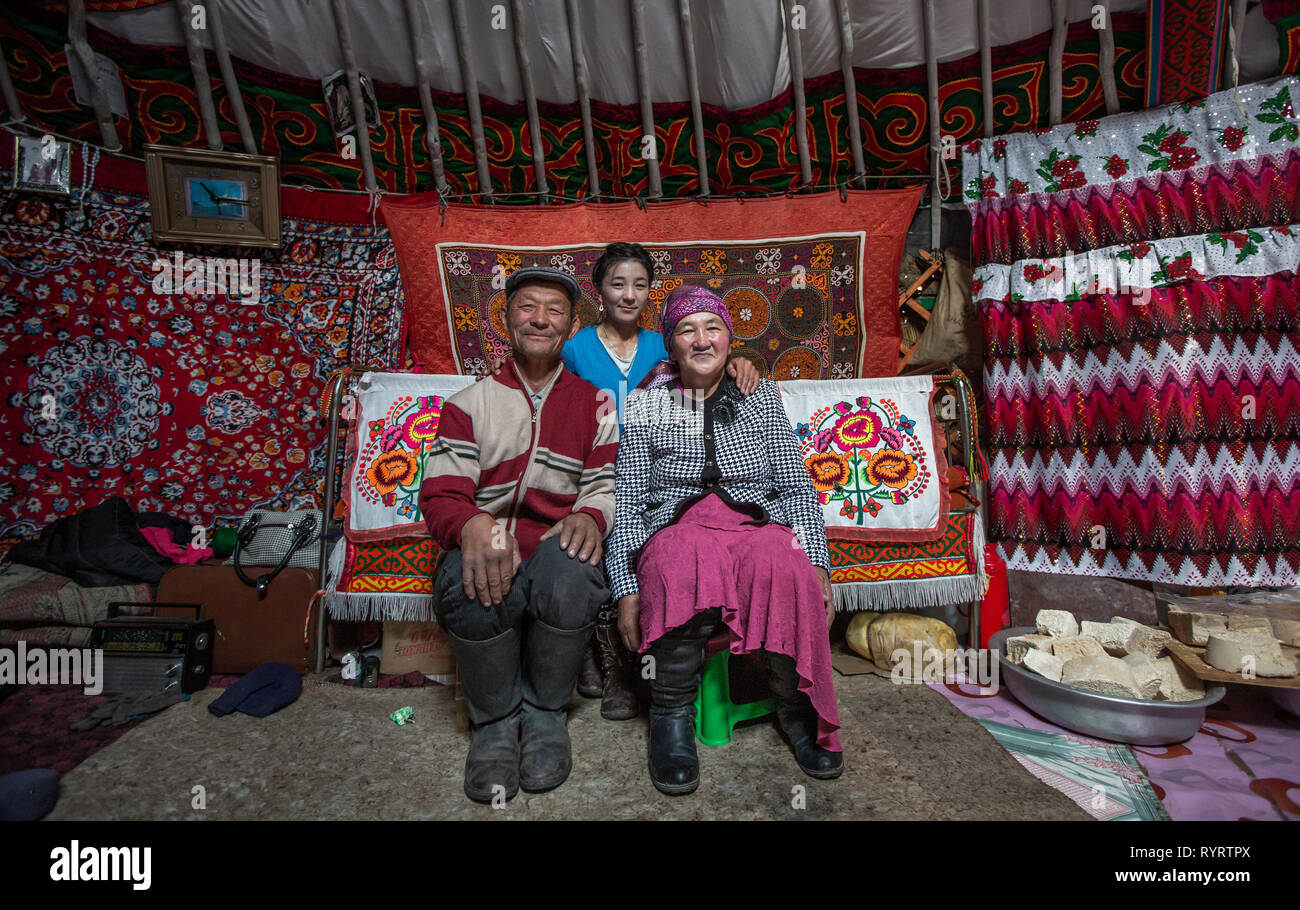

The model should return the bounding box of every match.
[990,627,1225,745]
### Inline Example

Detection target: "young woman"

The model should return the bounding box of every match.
[604,284,842,795]
[562,244,759,719]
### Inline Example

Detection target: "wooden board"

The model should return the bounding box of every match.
[1166,639,1300,690]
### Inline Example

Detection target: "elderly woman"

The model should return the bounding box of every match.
[605,285,843,795]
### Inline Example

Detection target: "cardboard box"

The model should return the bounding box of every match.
[380,621,454,676]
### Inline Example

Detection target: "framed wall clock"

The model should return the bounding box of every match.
[144,144,281,249]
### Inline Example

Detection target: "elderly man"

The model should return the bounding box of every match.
[420,266,617,803]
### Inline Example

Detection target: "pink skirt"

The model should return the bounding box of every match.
[636,493,842,751]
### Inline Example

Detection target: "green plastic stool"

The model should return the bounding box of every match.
[693,649,774,747]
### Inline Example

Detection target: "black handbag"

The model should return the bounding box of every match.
[229,510,322,594]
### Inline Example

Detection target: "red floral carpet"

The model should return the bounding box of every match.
[0,149,403,552]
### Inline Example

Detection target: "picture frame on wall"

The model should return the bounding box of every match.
[144,144,281,249]
[13,134,72,195]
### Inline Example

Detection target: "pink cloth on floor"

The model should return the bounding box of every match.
[635,493,841,751]
[139,526,212,565]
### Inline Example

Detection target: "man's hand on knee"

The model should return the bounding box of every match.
[460,513,520,605]
[540,512,603,566]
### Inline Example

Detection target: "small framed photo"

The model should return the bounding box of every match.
[144,144,281,249]
[13,134,72,195]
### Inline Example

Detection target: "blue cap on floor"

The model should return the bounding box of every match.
[208,662,302,718]
[0,769,59,821]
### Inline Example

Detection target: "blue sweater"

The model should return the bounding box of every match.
[562,325,667,428]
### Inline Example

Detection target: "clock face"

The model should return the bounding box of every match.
[167,163,264,236]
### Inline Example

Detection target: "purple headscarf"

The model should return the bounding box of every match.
[660,285,734,346]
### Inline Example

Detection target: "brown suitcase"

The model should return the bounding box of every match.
[157,564,319,674]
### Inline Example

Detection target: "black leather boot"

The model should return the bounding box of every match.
[519,619,593,792]
[596,619,638,720]
[449,627,523,803]
[577,634,603,698]
[647,614,715,795]
[767,652,843,780]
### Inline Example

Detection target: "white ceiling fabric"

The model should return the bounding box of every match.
[87,0,1280,110]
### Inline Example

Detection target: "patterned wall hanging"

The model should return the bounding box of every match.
[0,148,403,553]
[344,371,473,541]
[382,190,922,382]
[963,76,1300,587]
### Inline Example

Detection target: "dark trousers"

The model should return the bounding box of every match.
[434,535,608,641]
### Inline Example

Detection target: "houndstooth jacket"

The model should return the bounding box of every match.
[604,378,830,601]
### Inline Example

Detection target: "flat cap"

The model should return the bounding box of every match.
[505,265,581,305]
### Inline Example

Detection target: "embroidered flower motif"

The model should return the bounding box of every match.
[1035,149,1085,192]
[830,265,854,286]
[379,424,405,453]
[1217,125,1247,152]
[863,499,882,517]
[992,138,1007,160]
[1138,124,1201,172]
[402,396,444,448]
[832,313,857,337]
[1103,154,1128,179]
[839,500,857,518]
[1158,252,1204,283]
[810,244,835,269]
[755,248,781,274]
[699,249,727,274]
[832,409,881,450]
[367,450,417,497]
[1009,179,1029,195]
[805,451,851,492]
[1072,119,1099,138]
[1256,84,1298,142]
[880,427,905,449]
[964,139,981,154]
[739,307,753,322]
[453,306,478,331]
[897,415,916,436]
[446,251,471,276]
[796,422,812,440]
[867,449,918,489]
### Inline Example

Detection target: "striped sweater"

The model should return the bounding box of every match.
[419,361,618,559]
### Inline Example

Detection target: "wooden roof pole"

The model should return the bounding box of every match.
[403,0,449,192]
[921,0,941,250]
[833,0,865,187]
[780,0,812,186]
[1049,0,1066,124]
[510,0,550,202]
[629,0,663,199]
[0,39,24,123]
[176,0,223,150]
[449,0,493,201]
[330,0,378,193]
[67,0,122,151]
[977,0,993,136]
[209,0,257,153]
[564,0,603,197]
[677,0,710,196]
[1097,0,1119,114]
[1226,0,1248,88]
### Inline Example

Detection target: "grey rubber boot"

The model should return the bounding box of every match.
[450,627,523,803]
[519,619,593,792]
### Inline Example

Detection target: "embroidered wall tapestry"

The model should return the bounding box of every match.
[0,149,403,554]
[382,190,923,382]
[963,76,1300,586]
[344,372,473,541]
[778,376,949,543]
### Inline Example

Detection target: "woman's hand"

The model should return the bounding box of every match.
[475,353,510,381]
[815,567,834,627]
[726,356,761,396]
[617,593,642,652]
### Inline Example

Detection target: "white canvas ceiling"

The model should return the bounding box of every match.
[85,0,1281,112]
